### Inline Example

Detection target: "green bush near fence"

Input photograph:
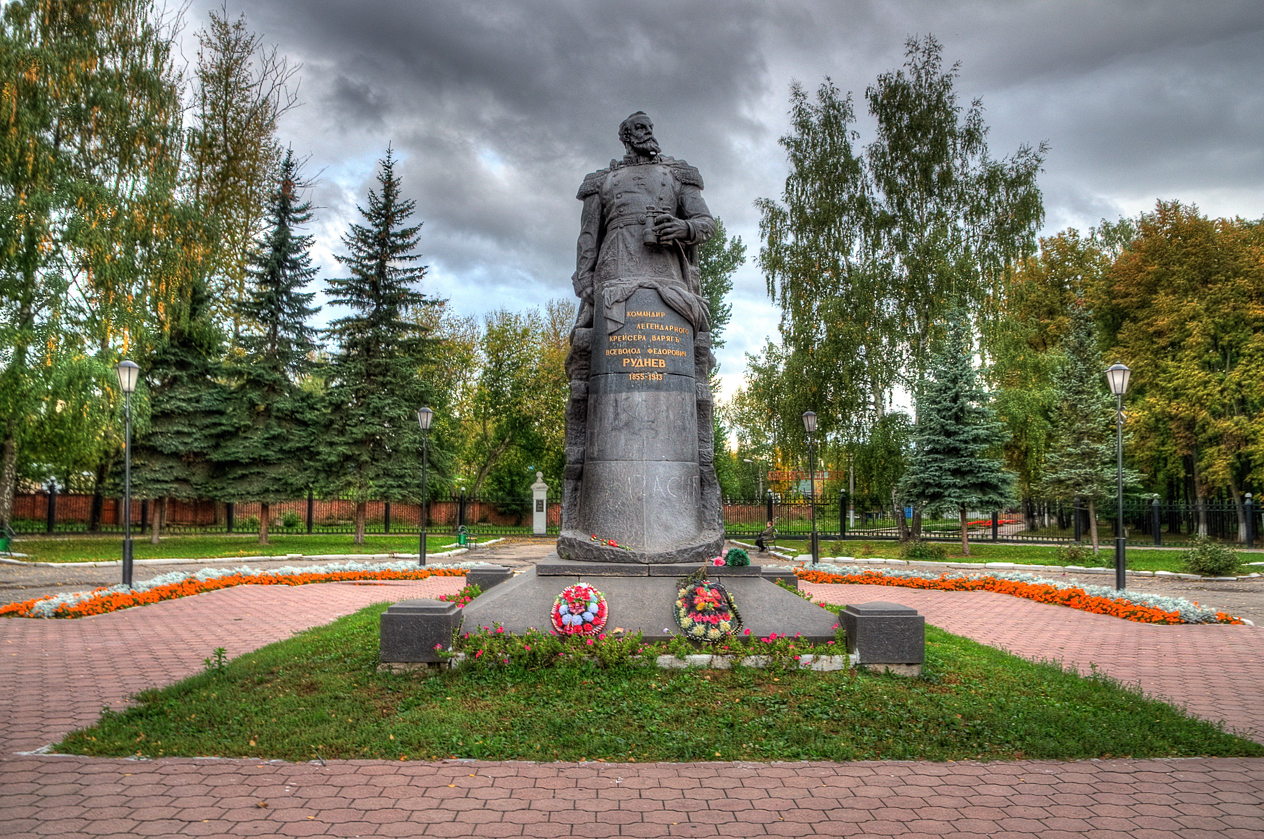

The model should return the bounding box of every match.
[1181,537,1241,577]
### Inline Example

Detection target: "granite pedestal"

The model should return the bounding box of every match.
[840,601,925,676]
[459,555,835,643]
[379,599,462,669]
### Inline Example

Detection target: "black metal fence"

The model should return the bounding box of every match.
[721,494,1260,548]
[11,489,1261,548]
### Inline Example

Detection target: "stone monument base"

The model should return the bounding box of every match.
[557,529,725,566]
[459,555,838,643]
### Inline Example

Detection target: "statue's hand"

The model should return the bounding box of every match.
[652,215,688,243]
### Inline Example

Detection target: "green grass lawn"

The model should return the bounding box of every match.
[7,533,466,563]
[756,539,1249,575]
[57,603,1262,763]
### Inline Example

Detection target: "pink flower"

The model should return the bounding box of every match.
[586,638,594,646]
[524,645,531,651]
[711,557,725,566]
[475,650,483,658]
[743,628,751,636]
[433,642,443,650]
[496,626,504,634]
[598,633,606,640]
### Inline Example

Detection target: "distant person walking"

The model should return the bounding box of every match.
[755,521,776,553]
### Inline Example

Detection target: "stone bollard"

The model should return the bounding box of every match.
[379,599,462,672]
[840,601,925,677]
[466,564,514,591]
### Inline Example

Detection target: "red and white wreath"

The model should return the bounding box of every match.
[550,582,608,636]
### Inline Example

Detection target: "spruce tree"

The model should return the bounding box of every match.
[130,278,229,543]
[900,309,1012,555]
[1041,301,1119,552]
[322,147,438,543]
[217,150,321,543]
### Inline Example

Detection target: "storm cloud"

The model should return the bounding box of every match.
[184,0,1264,397]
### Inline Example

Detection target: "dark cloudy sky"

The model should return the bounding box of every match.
[184,0,1264,401]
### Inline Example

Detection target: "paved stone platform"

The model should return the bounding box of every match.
[2,553,1263,837]
[2,755,1261,837]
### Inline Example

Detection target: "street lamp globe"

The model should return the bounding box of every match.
[801,411,817,434]
[417,406,434,431]
[1105,362,1131,396]
[116,359,139,393]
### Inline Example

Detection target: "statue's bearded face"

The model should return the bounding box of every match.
[621,115,661,156]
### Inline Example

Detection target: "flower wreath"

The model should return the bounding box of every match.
[674,572,742,643]
[550,582,608,635]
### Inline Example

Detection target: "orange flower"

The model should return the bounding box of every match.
[794,569,1243,626]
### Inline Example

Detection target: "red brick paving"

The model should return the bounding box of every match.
[1,756,1261,837]
[0,578,463,754]
[1,576,1263,837]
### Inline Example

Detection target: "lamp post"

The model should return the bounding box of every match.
[1105,362,1131,590]
[417,407,433,566]
[116,360,139,587]
[802,411,818,566]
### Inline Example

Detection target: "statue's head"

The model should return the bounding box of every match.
[619,111,660,157]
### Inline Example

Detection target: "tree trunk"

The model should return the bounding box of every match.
[892,490,909,541]
[0,433,16,528]
[87,458,110,533]
[1087,497,1100,552]
[1228,470,1247,544]
[354,500,366,544]
[1191,456,1208,537]
[259,501,270,545]
[959,505,970,556]
[151,497,164,544]
[471,436,512,495]
[912,507,923,541]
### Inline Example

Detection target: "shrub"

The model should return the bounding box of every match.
[1181,536,1241,577]
[725,547,751,567]
[827,539,848,558]
[238,515,259,532]
[1054,541,1106,567]
[899,540,948,561]
[856,541,874,558]
[280,511,302,530]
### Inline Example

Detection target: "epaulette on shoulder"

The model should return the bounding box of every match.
[667,158,703,189]
[577,167,610,200]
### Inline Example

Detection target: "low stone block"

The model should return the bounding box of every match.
[760,567,798,590]
[841,601,924,675]
[380,599,462,664]
[646,563,761,576]
[537,559,648,576]
[466,564,513,591]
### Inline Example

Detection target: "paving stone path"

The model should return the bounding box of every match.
[1,543,1262,837]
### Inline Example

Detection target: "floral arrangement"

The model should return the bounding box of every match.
[589,534,631,550]
[550,582,608,635]
[0,560,471,620]
[708,548,751,567]
[674,574,742,643]
[795,563,1245,625]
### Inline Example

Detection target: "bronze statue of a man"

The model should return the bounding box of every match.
[559,112,724,564]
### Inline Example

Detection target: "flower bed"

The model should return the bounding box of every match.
[0,560,471,619]
[796,564,1244,625]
